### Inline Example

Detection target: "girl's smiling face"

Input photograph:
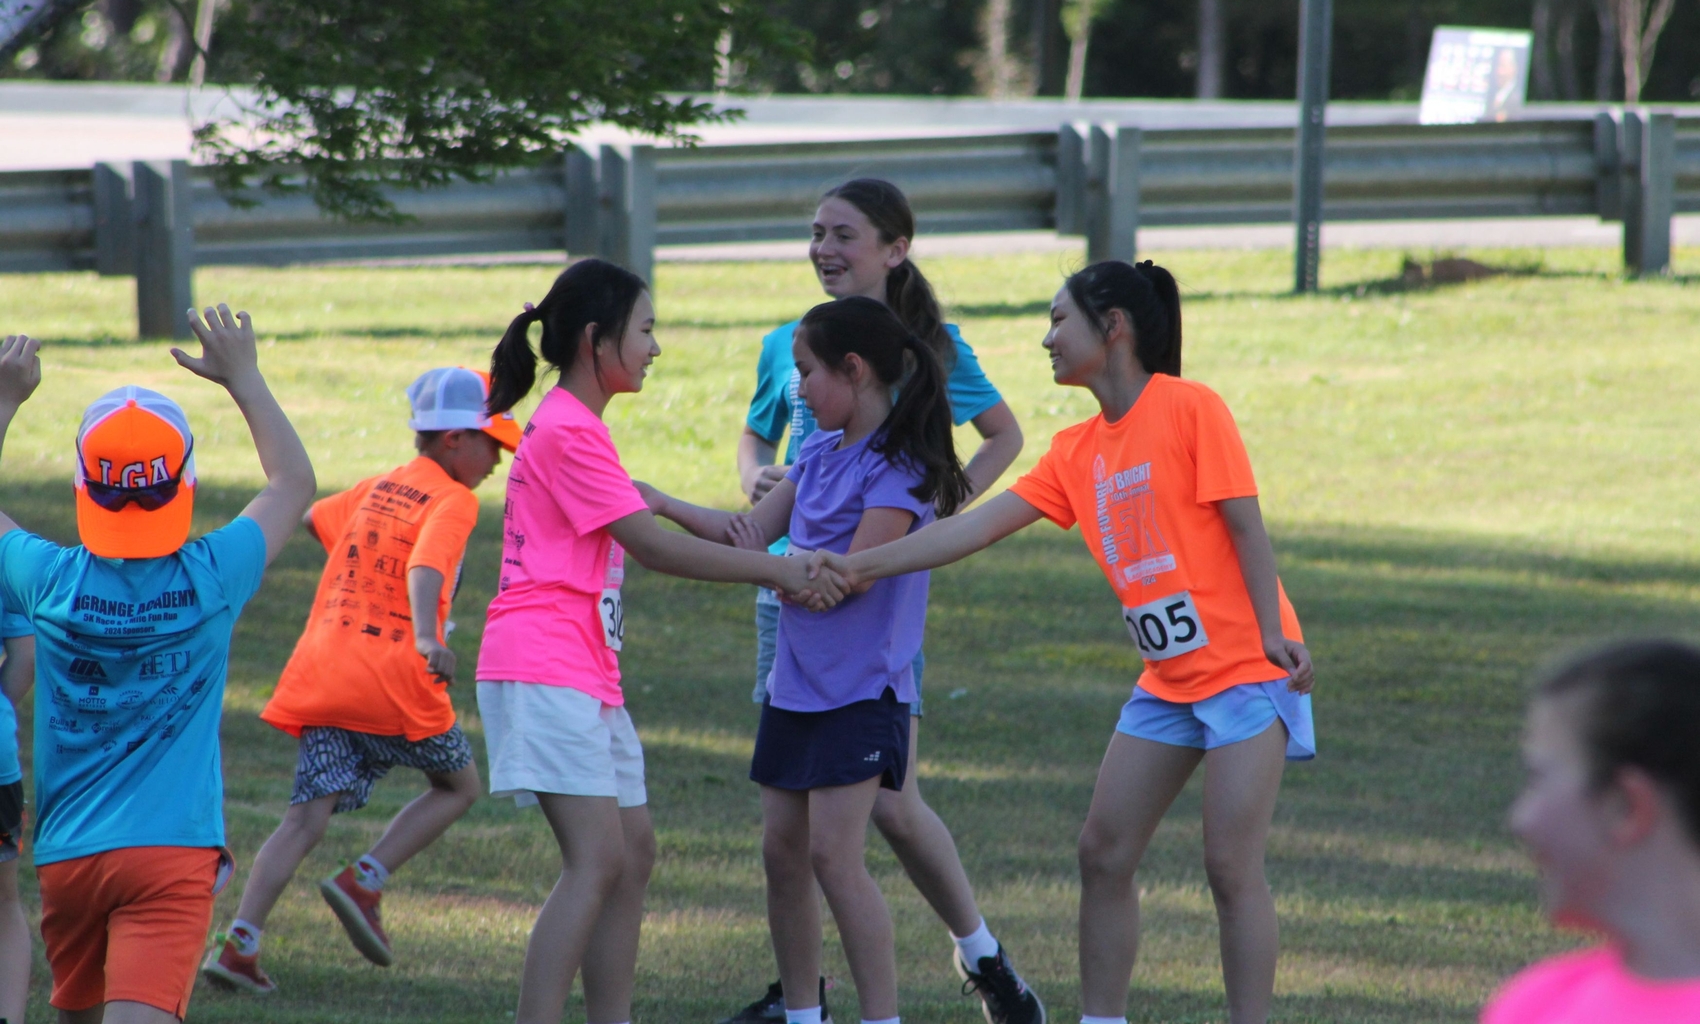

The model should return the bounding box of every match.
[1510,695,1618,929]
[1044,287,1111,387]
[792,330,861,432]
[598,290,659,394]
[809,197,907,301]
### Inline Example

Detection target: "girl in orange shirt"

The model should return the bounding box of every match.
[810,260,1315,1024]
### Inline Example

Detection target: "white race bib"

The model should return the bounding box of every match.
[599,589,624,651]
[1122,590,1209,661]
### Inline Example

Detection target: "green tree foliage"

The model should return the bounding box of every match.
[194,0,799,220]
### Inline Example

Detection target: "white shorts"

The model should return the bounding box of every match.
[476,681,647,808]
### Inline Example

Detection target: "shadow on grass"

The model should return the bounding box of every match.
[4,478,1684,1021]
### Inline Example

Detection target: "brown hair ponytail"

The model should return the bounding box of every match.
[487,258,648,416]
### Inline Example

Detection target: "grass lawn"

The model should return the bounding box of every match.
[2,244,1699,1022]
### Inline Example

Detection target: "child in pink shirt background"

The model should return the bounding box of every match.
[1483,638,1700,1024]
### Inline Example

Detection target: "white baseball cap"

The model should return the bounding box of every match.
[405,367,521,451]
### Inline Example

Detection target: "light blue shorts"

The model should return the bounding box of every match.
[1116,679,1316,761]
[754,590,924,716]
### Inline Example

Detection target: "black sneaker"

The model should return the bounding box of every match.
[954,945,1045,1024]
[713,977,834,1024]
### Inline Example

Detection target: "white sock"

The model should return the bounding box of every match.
[354,854,390,891]
[785,1007,822,1024]
[227,919,261,956]
[1080,1016,1127,1024]
[951,918,1001,967]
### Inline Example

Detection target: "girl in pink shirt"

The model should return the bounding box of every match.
[1485,639,1700,1024]
[475,259,846,1024]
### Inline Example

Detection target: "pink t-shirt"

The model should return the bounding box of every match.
[1483,947,1700,1024]
[476,388,648,704]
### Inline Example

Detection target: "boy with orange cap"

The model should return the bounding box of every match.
[203,367,519,994]
[0,306,317,1024]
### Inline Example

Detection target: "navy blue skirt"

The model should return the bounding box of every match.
[750,688,910,792]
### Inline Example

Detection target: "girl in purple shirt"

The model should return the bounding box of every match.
[642,297,970,1024]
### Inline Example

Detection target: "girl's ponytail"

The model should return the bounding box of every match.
[797,297,970,517]
[1064,259,1184,376]
[488,306,543,416]
[822,178,956,373]
[485,258,649,417]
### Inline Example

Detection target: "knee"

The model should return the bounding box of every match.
[1202,848,1266,905]
[281,803,333,844]
[762,826,811,881]
[869,793,916,846]
[1077,817,1136,883]
[569,835,630,896]
[808,842,864,887]
[626,826,657,887]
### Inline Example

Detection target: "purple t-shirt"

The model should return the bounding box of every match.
[770,430,934,712]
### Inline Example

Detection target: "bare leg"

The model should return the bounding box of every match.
[1077,733,1202,1018]
[233,795,338,928]
[366,762,482,872]
[61,1001,177,1024]
[762,786,822,1011]
[0,859,29,1024]
[810,777,898,1021]
[516,793,628,1024]
[580,805,656,1024]
[870,718,982,937]
[1202,721,1288,1024]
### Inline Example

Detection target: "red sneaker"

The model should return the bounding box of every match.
[319,866,394,966]
[201,939,277,995]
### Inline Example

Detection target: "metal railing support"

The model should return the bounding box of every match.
[596,145,630,272]
[1620,113,1644,271]
[1293,0,1333,293]
[1593,112,1621,221]
[133,160,193,340]
[93,162,134,276]
[1086,124,1141,262]
[628,145,657,285]
[565,147,598,258]
[1055,123,1085,235]
[1630,113,1675,276]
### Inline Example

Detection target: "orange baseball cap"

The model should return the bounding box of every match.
[405,366,522,452]
[75,386,196,559]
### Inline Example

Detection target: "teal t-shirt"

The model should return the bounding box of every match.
[0,518,268,865]
[745,320,1004,555]
[0,600,31,786]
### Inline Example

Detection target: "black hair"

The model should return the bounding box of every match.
[487,258,648,416]
[414,430,445,452]
[1537,638,1700,847]
[819,178,955,373]
[797,296,970,517]
[1063,259,1183,376]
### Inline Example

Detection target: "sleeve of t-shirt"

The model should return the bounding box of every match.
[1008,439,1078,530]
[745,325,796,444]
[0,530,61,622]
[1189,386,1260,504]
[550,423,649,536]
[860,453,934,518]
[943,326,1003,426]
[195,516,272,609]
[408,488,479,579]
[308,479,374,555]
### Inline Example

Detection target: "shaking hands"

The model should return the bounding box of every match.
[776,548,849,612]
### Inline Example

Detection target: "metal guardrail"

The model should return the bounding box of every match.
[0,115,1687,338]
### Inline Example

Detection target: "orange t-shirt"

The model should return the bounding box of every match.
[262,457,479,741]
[1009,374,1302,703]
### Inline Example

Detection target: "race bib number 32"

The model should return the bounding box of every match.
[1122,590,1209,661]
[599,589,624,651]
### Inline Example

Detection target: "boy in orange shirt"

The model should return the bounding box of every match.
[204,367,519,994]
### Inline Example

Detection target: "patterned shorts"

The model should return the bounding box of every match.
[292,724,474,814]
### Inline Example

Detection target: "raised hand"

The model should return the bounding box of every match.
[1264,636,1315,694]
[726,513,767,551]
[176,304,261,390]
[0,335,42,410]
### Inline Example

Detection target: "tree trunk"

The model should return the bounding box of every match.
[1556,1,1581,100]
[1065,0,1095,101]
[979,0,1017,97]
[1531,0,1557,100]
[1030,0,1068,96]
[1614,0,1677,104]
[1593,0,1619,100]
[1197,0,1224,98]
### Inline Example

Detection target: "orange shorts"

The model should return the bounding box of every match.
[38,846,222,1016]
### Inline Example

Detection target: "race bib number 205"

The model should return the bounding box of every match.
[1122,590,1209,661]
[599,589,624,651]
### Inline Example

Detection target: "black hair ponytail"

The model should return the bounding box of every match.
[487,258,648,416]
[797,297,970,517]
[1063,259,1183,376]
[820,178,955,373]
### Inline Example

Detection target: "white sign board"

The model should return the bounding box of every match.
[1419,27,1533,125]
